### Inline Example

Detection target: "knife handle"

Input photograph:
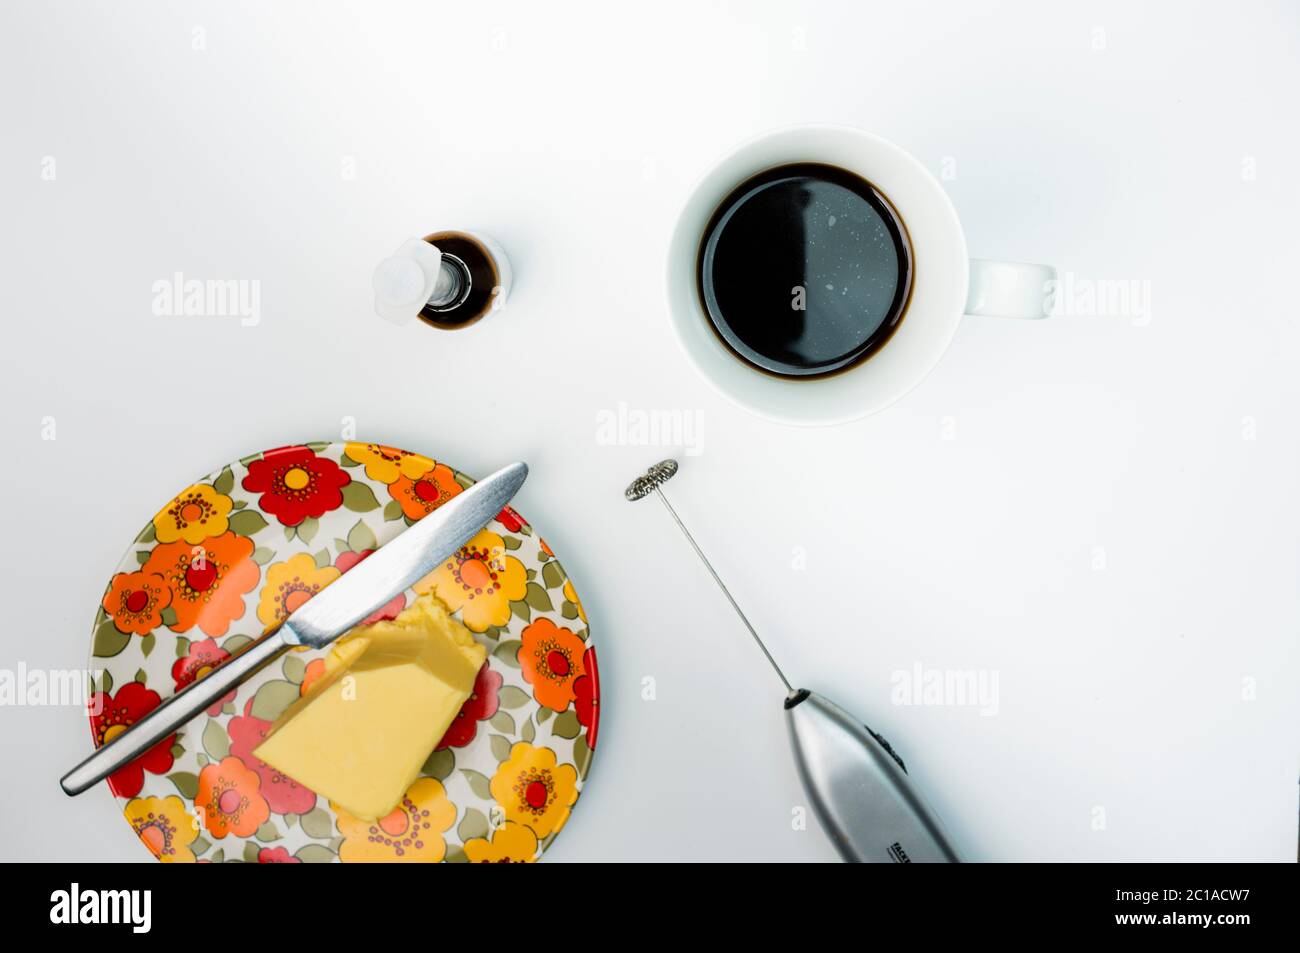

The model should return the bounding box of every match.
[61,628,289,796]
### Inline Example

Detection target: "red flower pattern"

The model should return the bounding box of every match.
[437,664,501,750]
[241,445,350,527]
[496,505,525,533]
[89,681,176,798]
[227,699,318,815]
[171,637,234,715]
[573,646,600,750]
[257,846,301,863]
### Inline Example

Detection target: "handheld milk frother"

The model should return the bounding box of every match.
[625,460,961,863]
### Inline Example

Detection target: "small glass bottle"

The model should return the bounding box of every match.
[373,231,512,329]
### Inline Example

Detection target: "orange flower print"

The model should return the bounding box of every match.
[143,531,259,637]
[152,483,233,545]
[490,743,578,840]
[463,821,538,863]
[195,756,270,839]
[414,529,526,632]
[101,571,171,636]
[256,553,340,629]
[124,795,199,863]
[343,442,435,485]
[299,657,328,697]
[335,778,456,863]
[518,618,587,712]
[389,463,462,520]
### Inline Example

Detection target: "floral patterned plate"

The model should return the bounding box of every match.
[87,441,599,863]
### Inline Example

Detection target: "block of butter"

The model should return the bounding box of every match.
[321,634,371,674]
[254,594,486,820]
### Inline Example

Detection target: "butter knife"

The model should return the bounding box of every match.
[60,460,528,796]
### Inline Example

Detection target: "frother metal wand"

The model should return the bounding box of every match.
[626,459,961,863]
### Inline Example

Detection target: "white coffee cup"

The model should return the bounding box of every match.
[666,125,1057,425]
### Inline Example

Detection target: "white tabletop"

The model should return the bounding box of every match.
[2,0,1296,862]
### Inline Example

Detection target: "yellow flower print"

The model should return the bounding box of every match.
[335,778,457,863]
[152,483,233,545]
[343,442,435,485]
[463,821,538,863]
[124,795,199,863]
[562,578,587,623]
[490,742,578,840]
[257,552,340,629]
[414,529,526,632]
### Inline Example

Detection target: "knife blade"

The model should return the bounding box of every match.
[60,460,528,796]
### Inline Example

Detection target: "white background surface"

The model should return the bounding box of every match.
[1,0,1297,862]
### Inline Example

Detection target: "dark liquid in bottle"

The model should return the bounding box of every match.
[418,231,501,330]
[697,163,912,378]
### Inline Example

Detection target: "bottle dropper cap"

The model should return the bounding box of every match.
[373,238,462,325]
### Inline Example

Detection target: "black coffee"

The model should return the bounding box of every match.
[697,162,912,378]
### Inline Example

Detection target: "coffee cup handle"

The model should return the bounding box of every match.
[965,258,1057,320]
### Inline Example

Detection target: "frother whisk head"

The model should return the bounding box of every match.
[624,459,679,501]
